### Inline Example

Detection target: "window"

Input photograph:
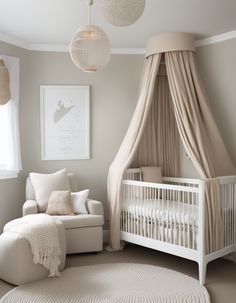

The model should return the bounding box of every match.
[0,56,21,179]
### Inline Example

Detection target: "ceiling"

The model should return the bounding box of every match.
[0,0,236,49]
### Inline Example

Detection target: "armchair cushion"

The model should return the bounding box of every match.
[29,169,70,212]
[23,200,38,216]
[71,189,89,214]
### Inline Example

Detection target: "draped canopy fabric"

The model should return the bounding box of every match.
[108,54,161,250]
[165,51,235,178]
[107,33,235,253]
[165,51,235,252]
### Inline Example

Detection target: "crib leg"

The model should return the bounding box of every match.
[198,260,207,285]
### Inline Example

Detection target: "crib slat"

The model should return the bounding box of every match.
[158,188,161,241]
[187,191,190,249]
[173,190,176,245]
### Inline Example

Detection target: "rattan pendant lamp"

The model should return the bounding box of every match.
[0,57,11,105]
[70,0,111,72]
[101,0,145,26]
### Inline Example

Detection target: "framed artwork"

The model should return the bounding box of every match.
[40,85,90,160]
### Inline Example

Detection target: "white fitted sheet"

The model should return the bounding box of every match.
[122,199,199,226]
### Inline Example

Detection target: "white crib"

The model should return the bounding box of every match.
[121,168,236,284]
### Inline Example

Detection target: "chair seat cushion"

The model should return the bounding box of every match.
[52,214,104,229]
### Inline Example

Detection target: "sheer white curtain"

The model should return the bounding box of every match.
[0,55,22,174]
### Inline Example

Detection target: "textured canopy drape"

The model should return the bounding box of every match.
[107,33,235,253]
[132,64,181,177]
[165,51,236,252]
[107,54,161,250]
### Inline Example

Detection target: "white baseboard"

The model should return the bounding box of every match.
[103,229,110,243]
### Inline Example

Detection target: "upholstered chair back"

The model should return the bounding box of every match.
[25,173,80,201]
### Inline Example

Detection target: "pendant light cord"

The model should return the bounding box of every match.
[87,0,93,25]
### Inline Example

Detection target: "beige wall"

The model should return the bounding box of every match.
[22,51,144,223]
[0,37,236,231]
[0,41,144,230]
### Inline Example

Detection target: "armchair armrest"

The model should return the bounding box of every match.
[22,200,38,216]
[86,199,104,216]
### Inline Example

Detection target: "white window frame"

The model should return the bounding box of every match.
[0,55,21,179]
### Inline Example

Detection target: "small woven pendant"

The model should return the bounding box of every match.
[102,0,145,26]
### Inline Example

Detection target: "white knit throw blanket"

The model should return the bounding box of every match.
[7,214,61,277]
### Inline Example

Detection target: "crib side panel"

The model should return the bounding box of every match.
[121,179,201,251]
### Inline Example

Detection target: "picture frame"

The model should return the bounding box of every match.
[40,85,90,160]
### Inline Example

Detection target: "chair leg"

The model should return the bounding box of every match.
[198,259,207,285]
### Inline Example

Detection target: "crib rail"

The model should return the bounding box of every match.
[124,168,201,186]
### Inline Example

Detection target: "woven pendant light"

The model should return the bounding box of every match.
[0,58,11,105]
[70,0,111,72]
[102,0,145,26]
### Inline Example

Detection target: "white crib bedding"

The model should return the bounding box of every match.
[122,198,199,226]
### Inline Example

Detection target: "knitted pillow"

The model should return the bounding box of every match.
[46,190,74,215]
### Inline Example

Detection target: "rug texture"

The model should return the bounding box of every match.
[0,263,210,303]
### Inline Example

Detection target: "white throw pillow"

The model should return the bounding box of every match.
[30,169,71,212]
[71,189,89,214]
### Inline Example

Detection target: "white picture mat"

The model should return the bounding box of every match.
[40,85,90,160]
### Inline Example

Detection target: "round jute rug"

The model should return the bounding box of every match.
[1,263,210,303]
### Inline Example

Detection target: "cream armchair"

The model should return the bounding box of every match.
[22,173,104,254]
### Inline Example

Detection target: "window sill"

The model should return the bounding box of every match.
[0,171,18,180]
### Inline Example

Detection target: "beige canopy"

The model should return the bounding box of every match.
[107,32,236,253]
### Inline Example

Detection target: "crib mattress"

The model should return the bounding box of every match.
[122,199,199,226]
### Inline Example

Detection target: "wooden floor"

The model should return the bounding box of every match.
[1,244,236,302]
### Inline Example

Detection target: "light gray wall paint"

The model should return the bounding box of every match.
[0,41,144,230]
[22,51,144,223]
[0,37,236,231]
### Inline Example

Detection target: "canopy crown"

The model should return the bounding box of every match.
[146,32,195,58]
